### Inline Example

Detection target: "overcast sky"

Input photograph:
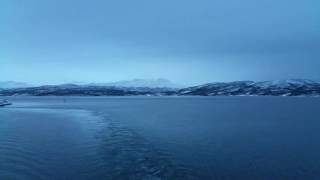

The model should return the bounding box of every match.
[1,0,319,85]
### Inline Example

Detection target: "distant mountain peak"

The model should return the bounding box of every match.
[87,78,183,88]
[0,81,32,89]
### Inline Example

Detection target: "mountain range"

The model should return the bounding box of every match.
[86,78,183,88]
[0,79,182,89]
[0,79,320,96]
[178,79,320,96]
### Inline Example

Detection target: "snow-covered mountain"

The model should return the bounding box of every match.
[1,79,320,96]
[0,78,180,96]
[0,81,32,89]
[179,79,320,96]
[86,78,183,88]
[0,84,176,96]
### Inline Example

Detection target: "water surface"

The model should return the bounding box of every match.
[1,96,320,179]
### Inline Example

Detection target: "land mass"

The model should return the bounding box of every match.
[1,79,320,97]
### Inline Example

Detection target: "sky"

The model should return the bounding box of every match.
[1,0,319,85]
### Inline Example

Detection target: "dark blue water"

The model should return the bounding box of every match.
[1,97,320,180]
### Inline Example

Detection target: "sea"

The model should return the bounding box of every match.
[1,96,320,180]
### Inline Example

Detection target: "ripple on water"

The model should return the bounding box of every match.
[0,108,200,180]
[0,144,52,180]
[95,114,201,180]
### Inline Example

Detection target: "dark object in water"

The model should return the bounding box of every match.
[0,100,12,107]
